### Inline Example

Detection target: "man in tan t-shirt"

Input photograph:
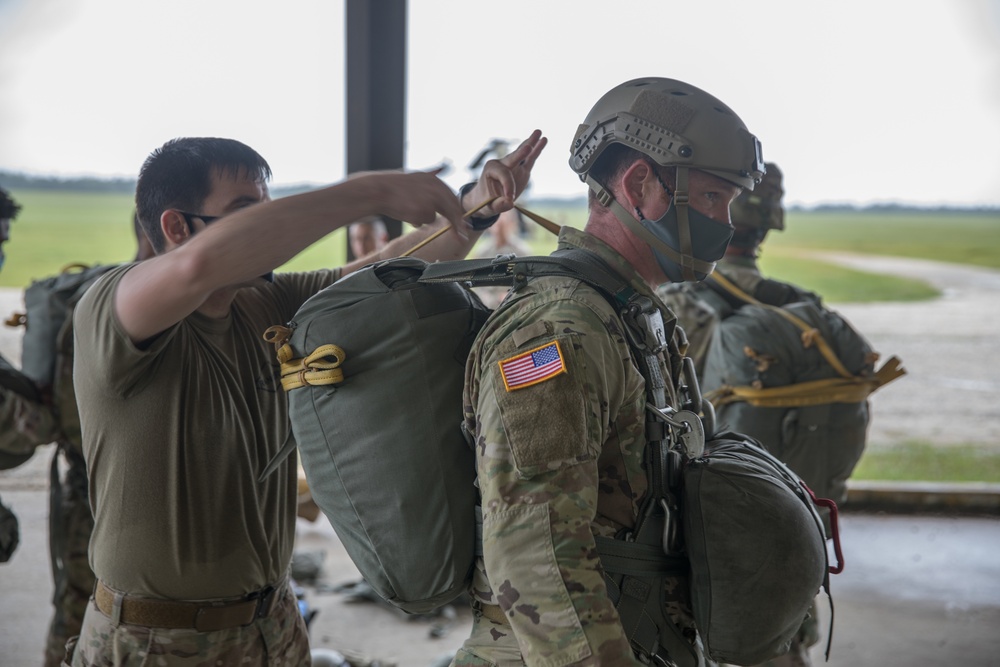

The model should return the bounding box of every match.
[70,134,546,666]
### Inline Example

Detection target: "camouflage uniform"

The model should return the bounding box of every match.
[0,318,99,665]
[67,580,308,666]
[1,357,59,564]
[453,228,698,666]
[0,380,59,458]
[657,257,822,667]
[42,314,97,667]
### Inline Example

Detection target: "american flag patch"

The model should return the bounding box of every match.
[498,341,567,391]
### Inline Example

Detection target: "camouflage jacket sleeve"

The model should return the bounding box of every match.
[468,290,643,666]
[0,386,59,455]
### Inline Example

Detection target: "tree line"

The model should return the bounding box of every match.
[1,170,996,213]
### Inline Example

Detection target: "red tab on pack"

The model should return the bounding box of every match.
[498,341,566,391]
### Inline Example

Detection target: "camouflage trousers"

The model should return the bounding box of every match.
[66,581,309,666]
[45,446,96,667]
[450,607,528,667]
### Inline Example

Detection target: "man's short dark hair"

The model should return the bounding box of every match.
[0,187,22,221]
[586,144,675,209]
[135,138,272,253]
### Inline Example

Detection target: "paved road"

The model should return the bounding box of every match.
[814,253,1000,448]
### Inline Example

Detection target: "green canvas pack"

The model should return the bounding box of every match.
[14,263,116,387]
[683,431,836,665]
[263,257,489,614]
[699,273,905,507]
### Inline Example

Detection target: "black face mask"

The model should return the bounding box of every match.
[637,201,734,283]
[585,170,734,284]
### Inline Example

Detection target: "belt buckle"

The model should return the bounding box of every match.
[249,585,277,620]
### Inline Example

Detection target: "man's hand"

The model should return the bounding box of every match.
[462,130,548,220]
[351,170,469,235]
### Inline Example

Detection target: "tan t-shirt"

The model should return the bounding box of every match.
[73,265,336,599]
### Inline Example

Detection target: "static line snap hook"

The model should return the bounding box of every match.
[645,401,685,428]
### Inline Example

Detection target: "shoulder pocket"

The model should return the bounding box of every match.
[491,331,594,478]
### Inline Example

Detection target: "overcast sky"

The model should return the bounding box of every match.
[1,0,998,207]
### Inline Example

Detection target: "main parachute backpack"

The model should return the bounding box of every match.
[700,272,905,507]
[262,257,489,614]
[6,263,116,387]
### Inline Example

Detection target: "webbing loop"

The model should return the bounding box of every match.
[278,344,347,391]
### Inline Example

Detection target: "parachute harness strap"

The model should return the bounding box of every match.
[705,272,906,408]
[262,325,347,392]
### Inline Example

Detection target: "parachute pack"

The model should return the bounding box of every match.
[698,271,906,508]
[262,257,488,613]
[264,251,837,664]
[6,263,116,387]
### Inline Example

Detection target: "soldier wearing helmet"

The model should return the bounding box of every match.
[657,163,819,376]
[658,164,850,667]
[453,78,763,666]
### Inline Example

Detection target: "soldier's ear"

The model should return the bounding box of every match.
[619,160,658,214]
[160,210,190,248]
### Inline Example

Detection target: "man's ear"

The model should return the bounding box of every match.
[160,210,190,247]
[618,160,659,215]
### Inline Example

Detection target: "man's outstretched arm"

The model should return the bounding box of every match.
[114,171,466,344]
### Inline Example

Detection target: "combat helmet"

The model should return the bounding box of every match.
[569,77,764,282]
[730,162,784,231]
[569,77,764,190]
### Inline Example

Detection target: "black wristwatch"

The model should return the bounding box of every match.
[459,182,500,230]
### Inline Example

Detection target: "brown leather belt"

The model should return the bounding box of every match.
[94,580,281,632]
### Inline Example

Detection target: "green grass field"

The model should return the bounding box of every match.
[527,204,1000,302]
[3,190,998,304]
[853,441,1000,483]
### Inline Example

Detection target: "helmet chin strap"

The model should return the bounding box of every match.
[671,167,698,282]
[584,171,716,281]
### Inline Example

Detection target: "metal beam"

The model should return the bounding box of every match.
[345,0,407,257]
